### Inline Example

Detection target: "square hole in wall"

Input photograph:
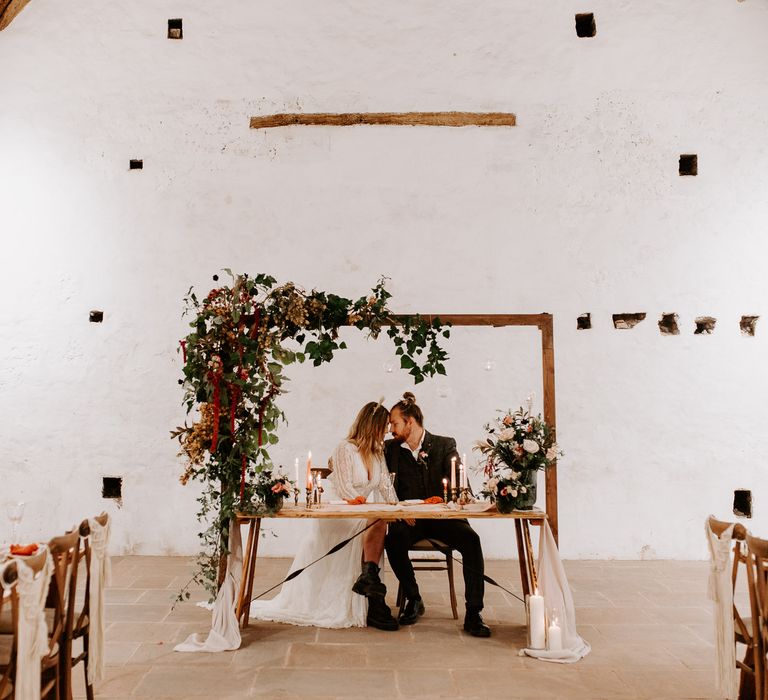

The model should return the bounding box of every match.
[694,316,716,334]
[129,159,143,170]
[679,154,697,176]
[577,313,592,330]
[658,312,679,335]
[733,489,752,518]
[740,315,759,336]
[612,313,646,330]
[575,13,596,38]
[102,477,122,499]
[168,18,183,39]
[89,310,104,323]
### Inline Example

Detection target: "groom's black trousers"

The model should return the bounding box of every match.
[385,519,485,611]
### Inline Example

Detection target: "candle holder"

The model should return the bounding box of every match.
[443,483,448,503]
[312,472,323,505]
[457,487,472,508]
[450,487,457,503]
[293,487,300,507]
[305,487,313,509]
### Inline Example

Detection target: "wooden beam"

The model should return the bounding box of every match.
[387,313,549,327]
[250,111,516,129]
[384,312,559,545]
[0,0,32,30]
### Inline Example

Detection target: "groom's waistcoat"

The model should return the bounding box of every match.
[384,431,459,501]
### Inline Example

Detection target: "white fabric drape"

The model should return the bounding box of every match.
[705,517,738,700]
[2,549,54,700]
[174,522,243,652]
[520,520,590,663]
[87,516,112,684]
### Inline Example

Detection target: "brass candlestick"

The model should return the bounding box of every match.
[443,483,448,503]
[312,472,323,505]
[293,487,300,507]
[450,487,457,503]
[458,487,472,508]
[305,486,313,509]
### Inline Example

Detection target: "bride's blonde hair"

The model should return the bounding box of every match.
[347,400,389,469]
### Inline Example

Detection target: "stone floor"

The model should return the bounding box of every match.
[72,556,725,699]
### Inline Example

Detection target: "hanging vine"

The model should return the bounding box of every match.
[171,272,450,598]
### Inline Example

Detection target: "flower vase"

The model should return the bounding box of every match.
[513,469,538,510]
[495,496,517,514]
[263,494,284,513]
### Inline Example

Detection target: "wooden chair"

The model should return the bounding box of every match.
[395,538,458,620]
[746,533,768,700]
[46,530,81,700]
[0,549,56,699]
[0,561,18,700]
[69,513,109,700]
[708,516,755,699]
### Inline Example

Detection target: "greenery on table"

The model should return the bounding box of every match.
[172,271,450,599]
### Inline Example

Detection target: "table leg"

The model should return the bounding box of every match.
[242,517,261,628]
[514,520,531,598]
[236,518,256,624]
[522,519,538,593]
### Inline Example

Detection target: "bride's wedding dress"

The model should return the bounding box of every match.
[248,440,397,628]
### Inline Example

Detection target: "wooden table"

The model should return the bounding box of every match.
[234,503,546,627]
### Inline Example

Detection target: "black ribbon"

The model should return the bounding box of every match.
[249,521,527,607]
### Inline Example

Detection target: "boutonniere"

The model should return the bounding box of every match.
[417,450,429,468]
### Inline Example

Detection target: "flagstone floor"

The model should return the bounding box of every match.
[73,556,724,699]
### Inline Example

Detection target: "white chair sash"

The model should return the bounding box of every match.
[4,548,53,700]
[705,517,738,699]
[87,516,111,684]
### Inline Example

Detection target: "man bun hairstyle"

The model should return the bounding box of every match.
[391,391,424,426]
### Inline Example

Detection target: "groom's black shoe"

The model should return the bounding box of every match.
[463,610,491,638]
[366,596,399,631]
[398,595,425,625]
[353,561,386,598]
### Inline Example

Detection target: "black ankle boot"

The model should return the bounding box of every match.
[352,561,386,597]
[463,609,491,638]
[366,595,399,631]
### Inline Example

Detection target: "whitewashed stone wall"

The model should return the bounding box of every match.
[1,0,767,559]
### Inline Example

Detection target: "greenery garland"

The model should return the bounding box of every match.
[172,272,450,598]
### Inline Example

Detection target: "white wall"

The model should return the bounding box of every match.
[1,0,767,559]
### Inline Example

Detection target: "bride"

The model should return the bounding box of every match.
[249,400,400,630]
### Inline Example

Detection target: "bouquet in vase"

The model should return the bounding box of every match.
[474,406,561,512]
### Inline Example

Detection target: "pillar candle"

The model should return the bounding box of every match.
[450,457,456,490]
[547,619,563,652]
[528,591,546,649]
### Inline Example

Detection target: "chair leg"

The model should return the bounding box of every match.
[84,631,95,700]
[445,549,458,620]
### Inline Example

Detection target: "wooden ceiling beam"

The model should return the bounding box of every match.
[0,0,32,31]
[250,111,516,129]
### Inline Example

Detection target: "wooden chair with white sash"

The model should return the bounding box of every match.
[0,560,18,699]
[68,512,110,700]
[707,516,755,699]
[745,533,768,700]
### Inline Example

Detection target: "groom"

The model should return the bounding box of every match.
[383,392,491,637]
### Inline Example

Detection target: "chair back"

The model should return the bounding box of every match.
[746,533,768,700]
[46,530,81,657]
[708,516,751,637]
[0,561,19,699]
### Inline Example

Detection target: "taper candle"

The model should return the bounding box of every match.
[450,456,456,490]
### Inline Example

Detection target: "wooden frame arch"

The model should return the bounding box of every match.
[389,313,559,543]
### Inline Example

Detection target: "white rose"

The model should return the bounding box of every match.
[486,477,498,491]
[510,489,518,497]
[546,446,558,460]
[511,471,521,480]
[523,439,540,454]
[498,428,516,441]
[520,486,527,494]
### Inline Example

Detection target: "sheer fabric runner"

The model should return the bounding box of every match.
[174,524,243,652]
[520,520,590,663]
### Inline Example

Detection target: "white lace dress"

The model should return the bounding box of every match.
[248,440,396,628]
